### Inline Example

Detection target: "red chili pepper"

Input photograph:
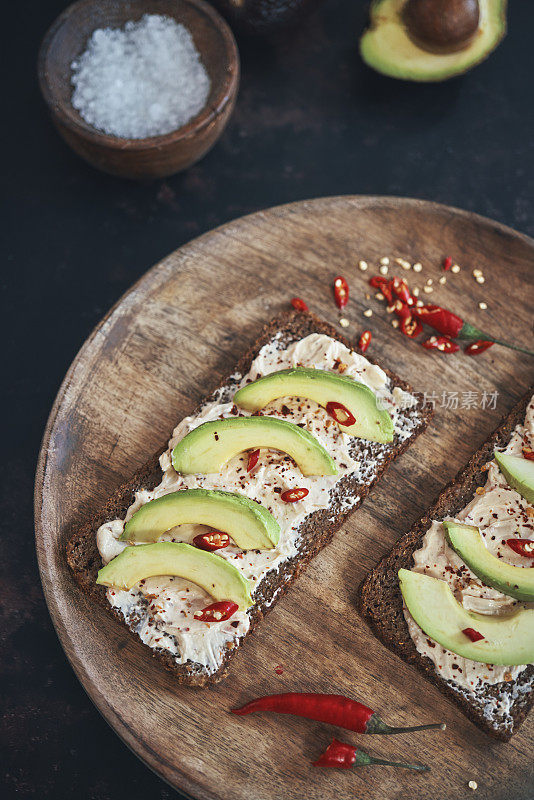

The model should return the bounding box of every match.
[313,739,429,772]
[392,299,411,320]
[391,277,414,306]
[291,297,308,312]
[399,315,422,339]
[465,340,494,356]
[333,276,349,309]
[443,256,453,271]
[522,447,534,462]
[358,330,371,353]
[194,601,238,622]
[326,401,357,427]
[413,304,463,338]
[280,488,309,503]
[462,627,484,643]
[506,539,534,558]
[247,448,260,472]
[231,693,445,734]
[413,304,534,356]
[369,276,393,303]
[193,531,230,552]
[422,335,460,353]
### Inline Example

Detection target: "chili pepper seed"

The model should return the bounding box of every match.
[358,260,368,271]
[412,287,420,296]
[379,256,390,266]
[363,309,373,317]
[473,269,482,277]
[479,301,488,310]
[468,781,478,791]
[413,262,422,272]
[476,276,485,284]
[339,317,350,328]
[375,292,384,300]
[423,286,433,294]
[439,276,447,284]
[395,258,411,270]
[391,319,399,328]
[451,264,461,273]
[379,265,389,275]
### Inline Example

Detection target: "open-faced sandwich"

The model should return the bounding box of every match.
[66,309,433,685]
[360,390,534,739]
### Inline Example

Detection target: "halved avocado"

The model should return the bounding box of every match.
[171,416,337,476]
[121,488,280,549]
[494,451,534,504]
[360,0,507,82]
[444,521,534,602]
[399,568,534,665]
[97,542,252,610]
[233,368,394,443]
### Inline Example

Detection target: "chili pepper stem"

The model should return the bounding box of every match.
[459,322,534,357]
[361,754,430,772]
[367,715,446,735]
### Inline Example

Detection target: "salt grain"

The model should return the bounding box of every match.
[71,15,211,139]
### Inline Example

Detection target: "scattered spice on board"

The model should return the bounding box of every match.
[71,15,210,138]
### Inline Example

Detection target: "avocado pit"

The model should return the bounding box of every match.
[403,0,480,53]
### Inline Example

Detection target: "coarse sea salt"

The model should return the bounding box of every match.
[71,14,211,139]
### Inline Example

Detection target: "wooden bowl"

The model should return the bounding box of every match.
[38,0,239,179]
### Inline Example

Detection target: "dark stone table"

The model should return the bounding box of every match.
[3,1,533,797]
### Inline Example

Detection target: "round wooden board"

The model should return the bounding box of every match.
[35,197,534,800]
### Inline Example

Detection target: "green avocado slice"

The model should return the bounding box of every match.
[359,0,507,83]
[444,521,534,602]
[97,542,253,610]
[171,416,337,476]
[121,488,280,549]
[233,368,394,443]
[399,569,534,665]
[494,451,534,505]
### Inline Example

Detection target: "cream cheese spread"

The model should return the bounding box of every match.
[97,332,420,674]
[405,396,534,701]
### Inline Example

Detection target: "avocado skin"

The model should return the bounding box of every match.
[211,0,320,35]
[360,0,507,83]
[444,521,534,603]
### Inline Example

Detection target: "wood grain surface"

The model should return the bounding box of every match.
[34,197,534,800]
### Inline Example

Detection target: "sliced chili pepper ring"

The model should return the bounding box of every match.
[280,488,309,503]
[194,600,239,622]
[358,330,371,353]
[334,276,349,309]
[399,314,422,338]
[193,531,230,552]
[465,340,494,356]
[326,401,357,427]
[506,539,534,558]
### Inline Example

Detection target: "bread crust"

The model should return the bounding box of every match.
[66,309,433,686]
[358,388,534,740]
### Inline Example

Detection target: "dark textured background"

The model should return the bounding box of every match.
[3,1,533,797]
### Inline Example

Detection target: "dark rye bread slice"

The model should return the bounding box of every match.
[66,309,433,686]
[359,388,534,741]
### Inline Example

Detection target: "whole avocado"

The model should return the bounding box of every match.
[211,0,320,35]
